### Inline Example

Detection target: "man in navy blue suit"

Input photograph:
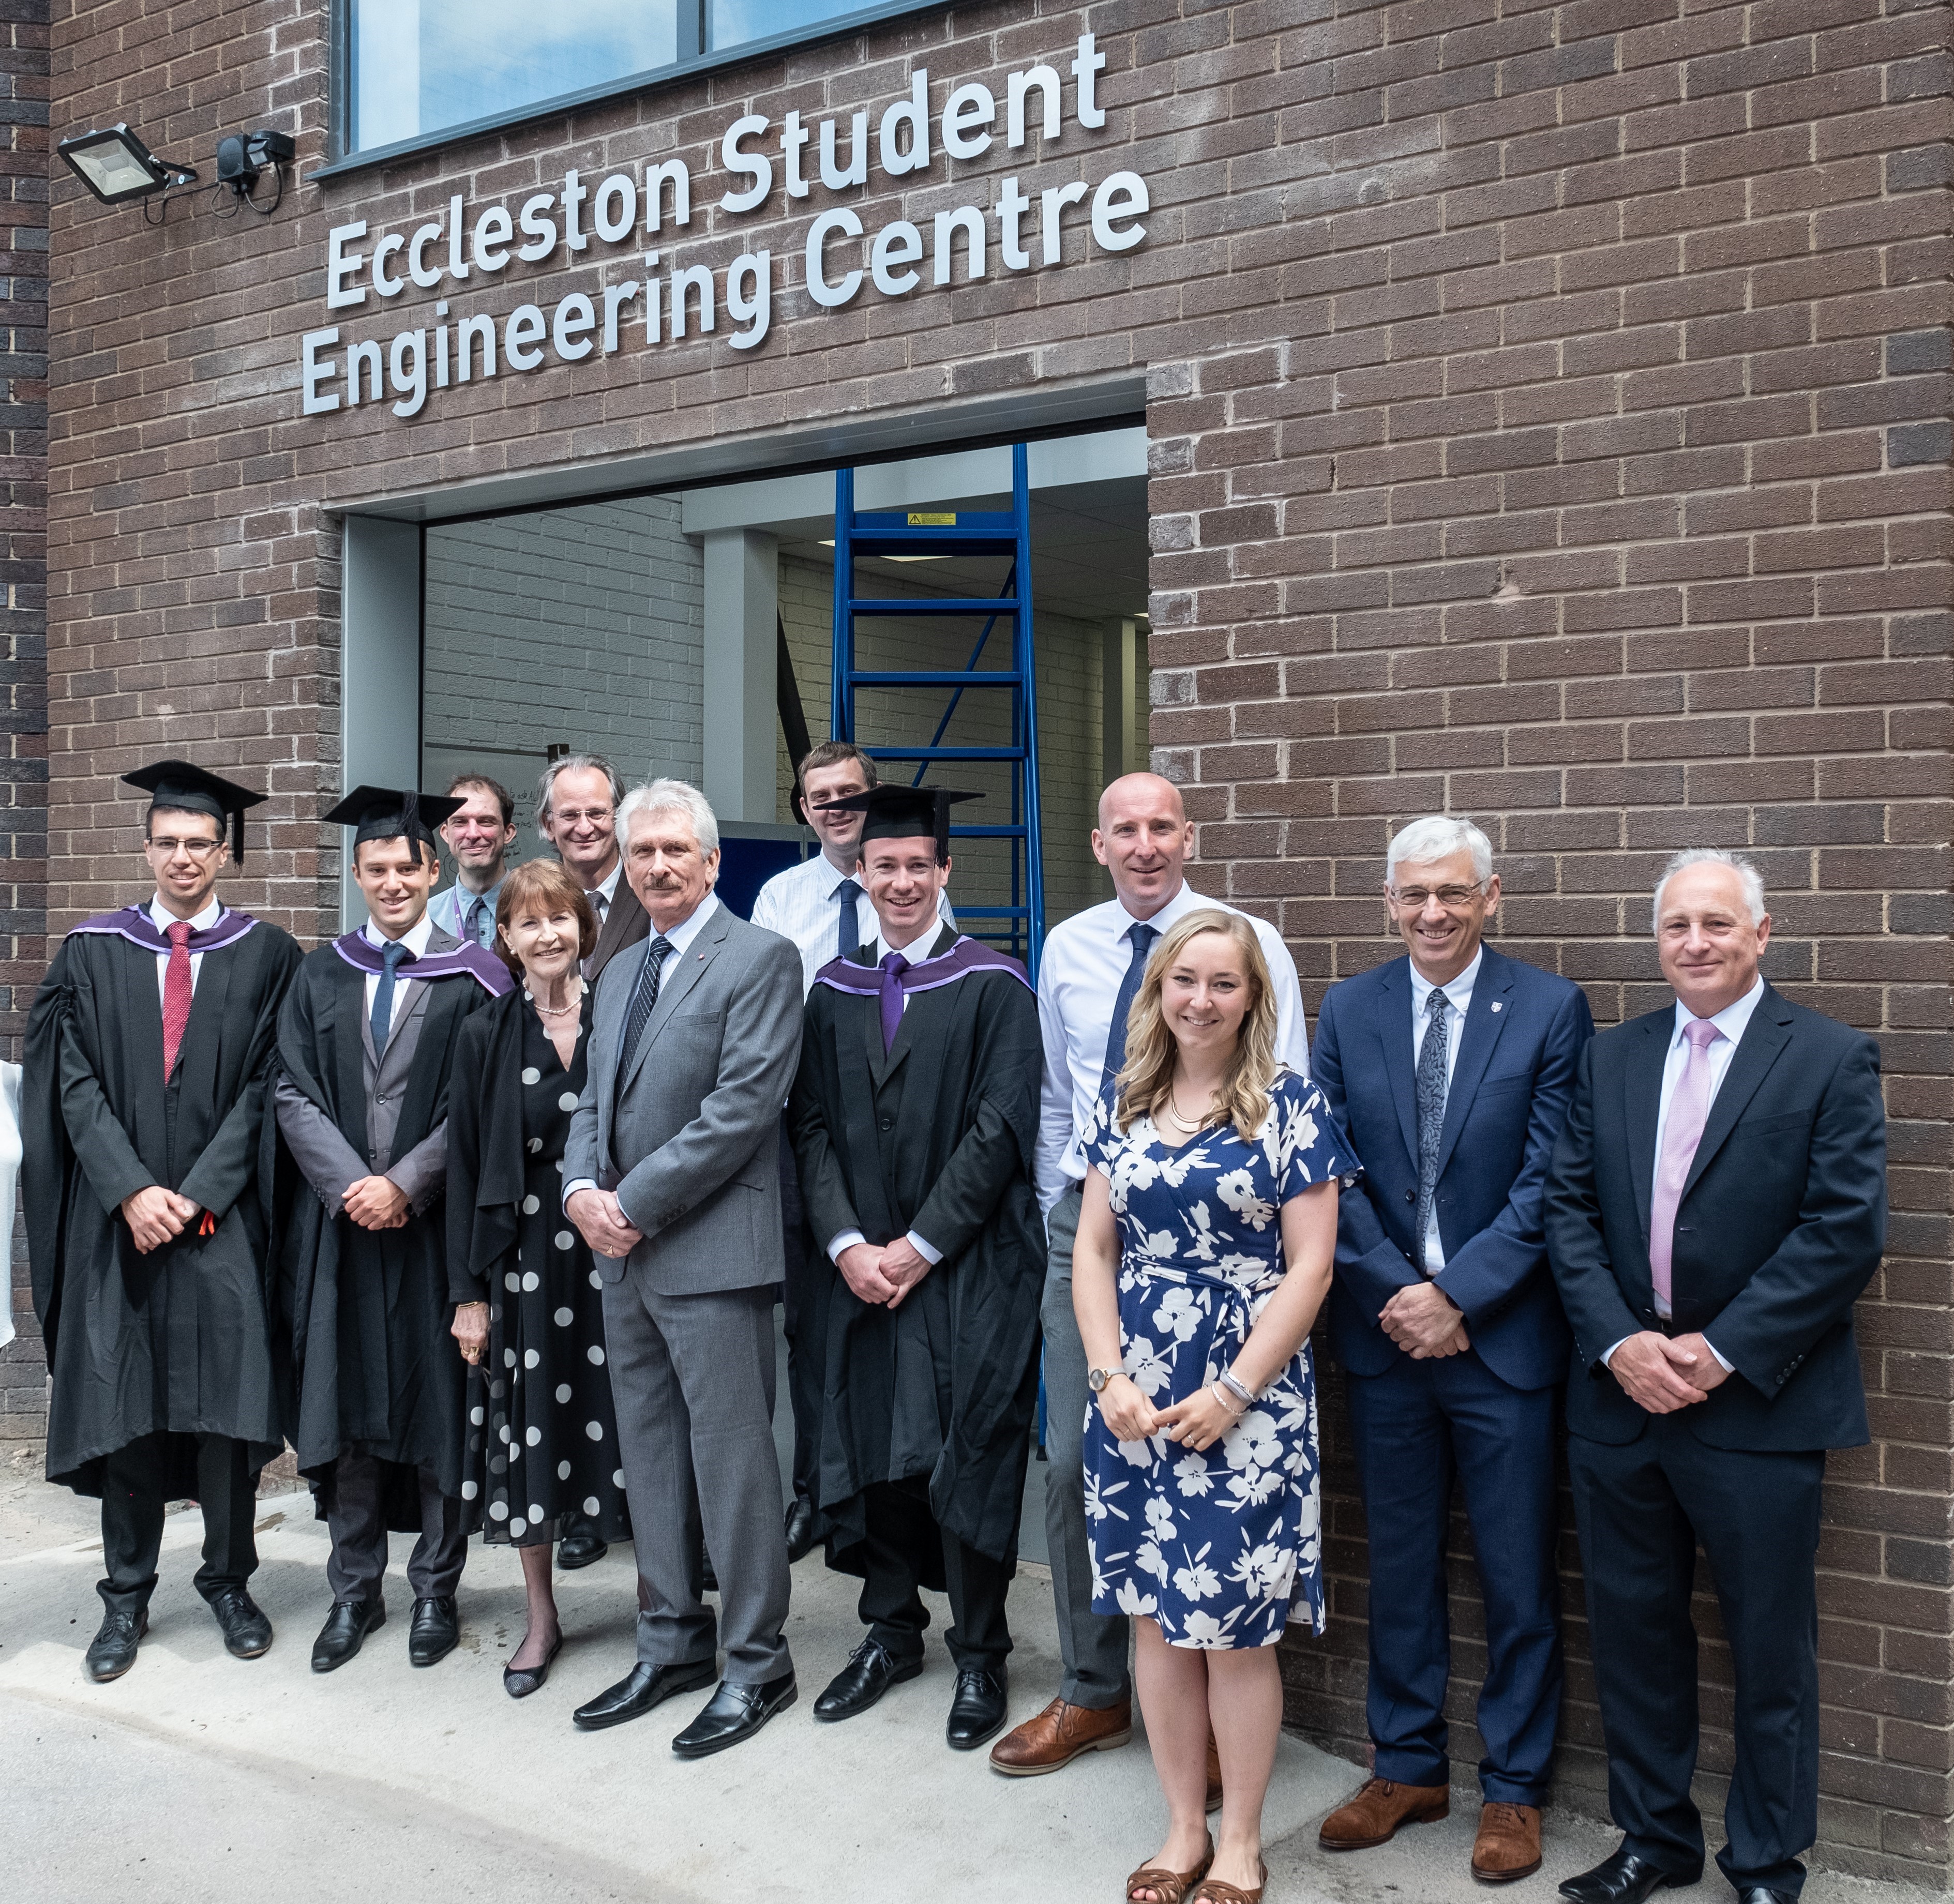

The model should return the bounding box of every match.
[1545,851,1884,1904]
[1311,817,1594,1884]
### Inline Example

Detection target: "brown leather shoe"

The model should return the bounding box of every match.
[1318,1776,1450,1850]
[1471,1802,1542,1882]
[989,1695,1133,1775]
[1205,1731,1223,1813]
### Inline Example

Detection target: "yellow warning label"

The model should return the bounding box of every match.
[907,512,956,525]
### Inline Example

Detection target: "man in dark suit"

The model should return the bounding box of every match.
[538,753,650,987]
[1312,816,1594,1883]
[1545,849,1885,1904]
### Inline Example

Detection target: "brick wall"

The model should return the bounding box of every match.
[41,0,1951,1879]
[0,0,46,1441]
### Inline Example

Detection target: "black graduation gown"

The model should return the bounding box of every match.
[275,941,498,1524]
[23,905,303,1495]
[788,928,1045,1575]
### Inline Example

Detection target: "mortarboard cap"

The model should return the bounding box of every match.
[122,758,267,866]
[322,784,464,855]
[831,783,980,860]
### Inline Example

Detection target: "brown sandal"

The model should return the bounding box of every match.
[1125,1834,1213,1904]
[1190,1857,1267,1904]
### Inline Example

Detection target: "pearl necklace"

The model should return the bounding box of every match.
[527,981,584,1021]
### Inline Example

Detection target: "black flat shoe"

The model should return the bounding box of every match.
[784,1497,817,1563]
[946,1667,1009,1750]
[503,1632,563,1700]
[573,1658,717,1731]
[311,1598,385,1673]
[1558,1848,1702,1904]
[558,1531,608,1571]
[813,1637,923,1721]
[209,1587,273,1659]
[84,1607,148,1682]
[408,1595,460,1667]
[671,1670,798,1759]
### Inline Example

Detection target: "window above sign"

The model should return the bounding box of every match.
[337,0,942,168]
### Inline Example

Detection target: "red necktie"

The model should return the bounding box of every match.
[161,919,193,1081]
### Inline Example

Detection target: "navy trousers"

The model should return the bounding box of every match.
[1568,1420,1823,1897]
[1345,1349,1562,1803]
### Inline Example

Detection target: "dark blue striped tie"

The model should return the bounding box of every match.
[615,935,674,1096]
[1100,922,1159,1090]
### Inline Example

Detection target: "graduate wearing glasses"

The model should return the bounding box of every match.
[23,760,303,1682]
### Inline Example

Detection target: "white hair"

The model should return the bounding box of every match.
[618,778,720,860]
[1652,848,1765,933]
[1386,815,1493,886]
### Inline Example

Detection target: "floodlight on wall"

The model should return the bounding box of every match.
[57,124,198,221]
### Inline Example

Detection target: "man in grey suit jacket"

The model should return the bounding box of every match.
[563,778,804,1757]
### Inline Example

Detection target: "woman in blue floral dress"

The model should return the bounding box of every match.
[1074,910,1354,1904]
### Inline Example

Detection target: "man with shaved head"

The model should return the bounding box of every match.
[989,771,1308,1783]
[1545,850,1885,1904]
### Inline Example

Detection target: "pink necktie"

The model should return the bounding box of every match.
[161,920,193,1081]
[1649,1017,1723,1312]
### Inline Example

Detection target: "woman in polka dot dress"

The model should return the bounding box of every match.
[447,859,630,1698]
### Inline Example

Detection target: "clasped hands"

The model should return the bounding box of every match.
[1379,1279,1470,1358]
[121,1185,201,1253]
[342,1174,411,1230]
[1095,1373,1241,1455]
[836,1236,931,1309]
[1608,1330,1730,1413]
[566,1186,644,1259]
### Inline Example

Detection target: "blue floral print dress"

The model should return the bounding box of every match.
[1081,1068,1355,1649]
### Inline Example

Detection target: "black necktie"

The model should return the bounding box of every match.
[1100,922,1160,1089]
[1414,987,1450,1272]
[615,935,674,1095]
[835,878,863,959]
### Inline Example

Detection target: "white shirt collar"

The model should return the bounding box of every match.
[363,911,437,958]
[586,859,623,905]
[870,919,948,964]
[148,893,221,934]
[650,890,718,955]
[1671,974,1766,1049]
[1408,944,1483,1015]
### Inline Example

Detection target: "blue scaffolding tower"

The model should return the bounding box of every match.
[829,442,1046,976]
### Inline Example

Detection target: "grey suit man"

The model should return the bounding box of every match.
[563,777,805,1757]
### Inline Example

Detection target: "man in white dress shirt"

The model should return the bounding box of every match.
[989,770,1308,1780]
[750,742,955,1559]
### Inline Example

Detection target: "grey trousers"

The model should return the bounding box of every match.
[603,1273,792,1686]
[324,1454,467,1604]
[1040,1183,1133,1710]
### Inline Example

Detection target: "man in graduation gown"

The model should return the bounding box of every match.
[789,785,1045,1752]
[24,760,303,1681]
[275,786,512,1673]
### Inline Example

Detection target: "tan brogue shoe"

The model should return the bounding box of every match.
[988,1695,1133,1775]
[1471,1802,1543,1882]
[1318,1775,1450,1851]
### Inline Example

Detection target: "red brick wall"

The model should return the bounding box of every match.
[0,0,47,1443]
[40,0,1953,1878]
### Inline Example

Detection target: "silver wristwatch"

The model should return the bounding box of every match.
[1087,1367,1121,1394]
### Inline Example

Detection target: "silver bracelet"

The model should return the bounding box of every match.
[1218,1370,1256,1411]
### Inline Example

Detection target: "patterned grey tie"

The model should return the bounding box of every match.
[1414,986,1450,1272]
[614,935,674,1096]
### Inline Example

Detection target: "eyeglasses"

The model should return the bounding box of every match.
[1388,883,1484,910]
[551,806,614,827]
[147,836,224,859]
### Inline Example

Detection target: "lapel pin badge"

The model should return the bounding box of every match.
[1491,1002,1502,1013]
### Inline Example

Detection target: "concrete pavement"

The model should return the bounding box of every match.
[0,1461,1925,1904]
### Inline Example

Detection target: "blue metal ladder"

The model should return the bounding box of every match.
[830,441,1046,975]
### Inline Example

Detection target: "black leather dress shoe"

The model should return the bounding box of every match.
[813,1637,923,1721]
[700,1549,718,1595]
[408,1595,460,1667]
[209,1587,273,1659]
[557,1529,609,1571]
[311,1598,385,1673]
[1732,1890,1796,1903]
[84,1607,148,1682]
[945,1667,1009,1750]
[1558,1848,1702,1904]
[573,1658,717,1731]
[671,1670,798,1758]
[784,1497,817,1563]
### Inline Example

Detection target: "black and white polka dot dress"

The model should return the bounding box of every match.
[465,996,631,1548]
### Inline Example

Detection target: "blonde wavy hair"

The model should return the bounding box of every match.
[1115,909,1281,1143]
